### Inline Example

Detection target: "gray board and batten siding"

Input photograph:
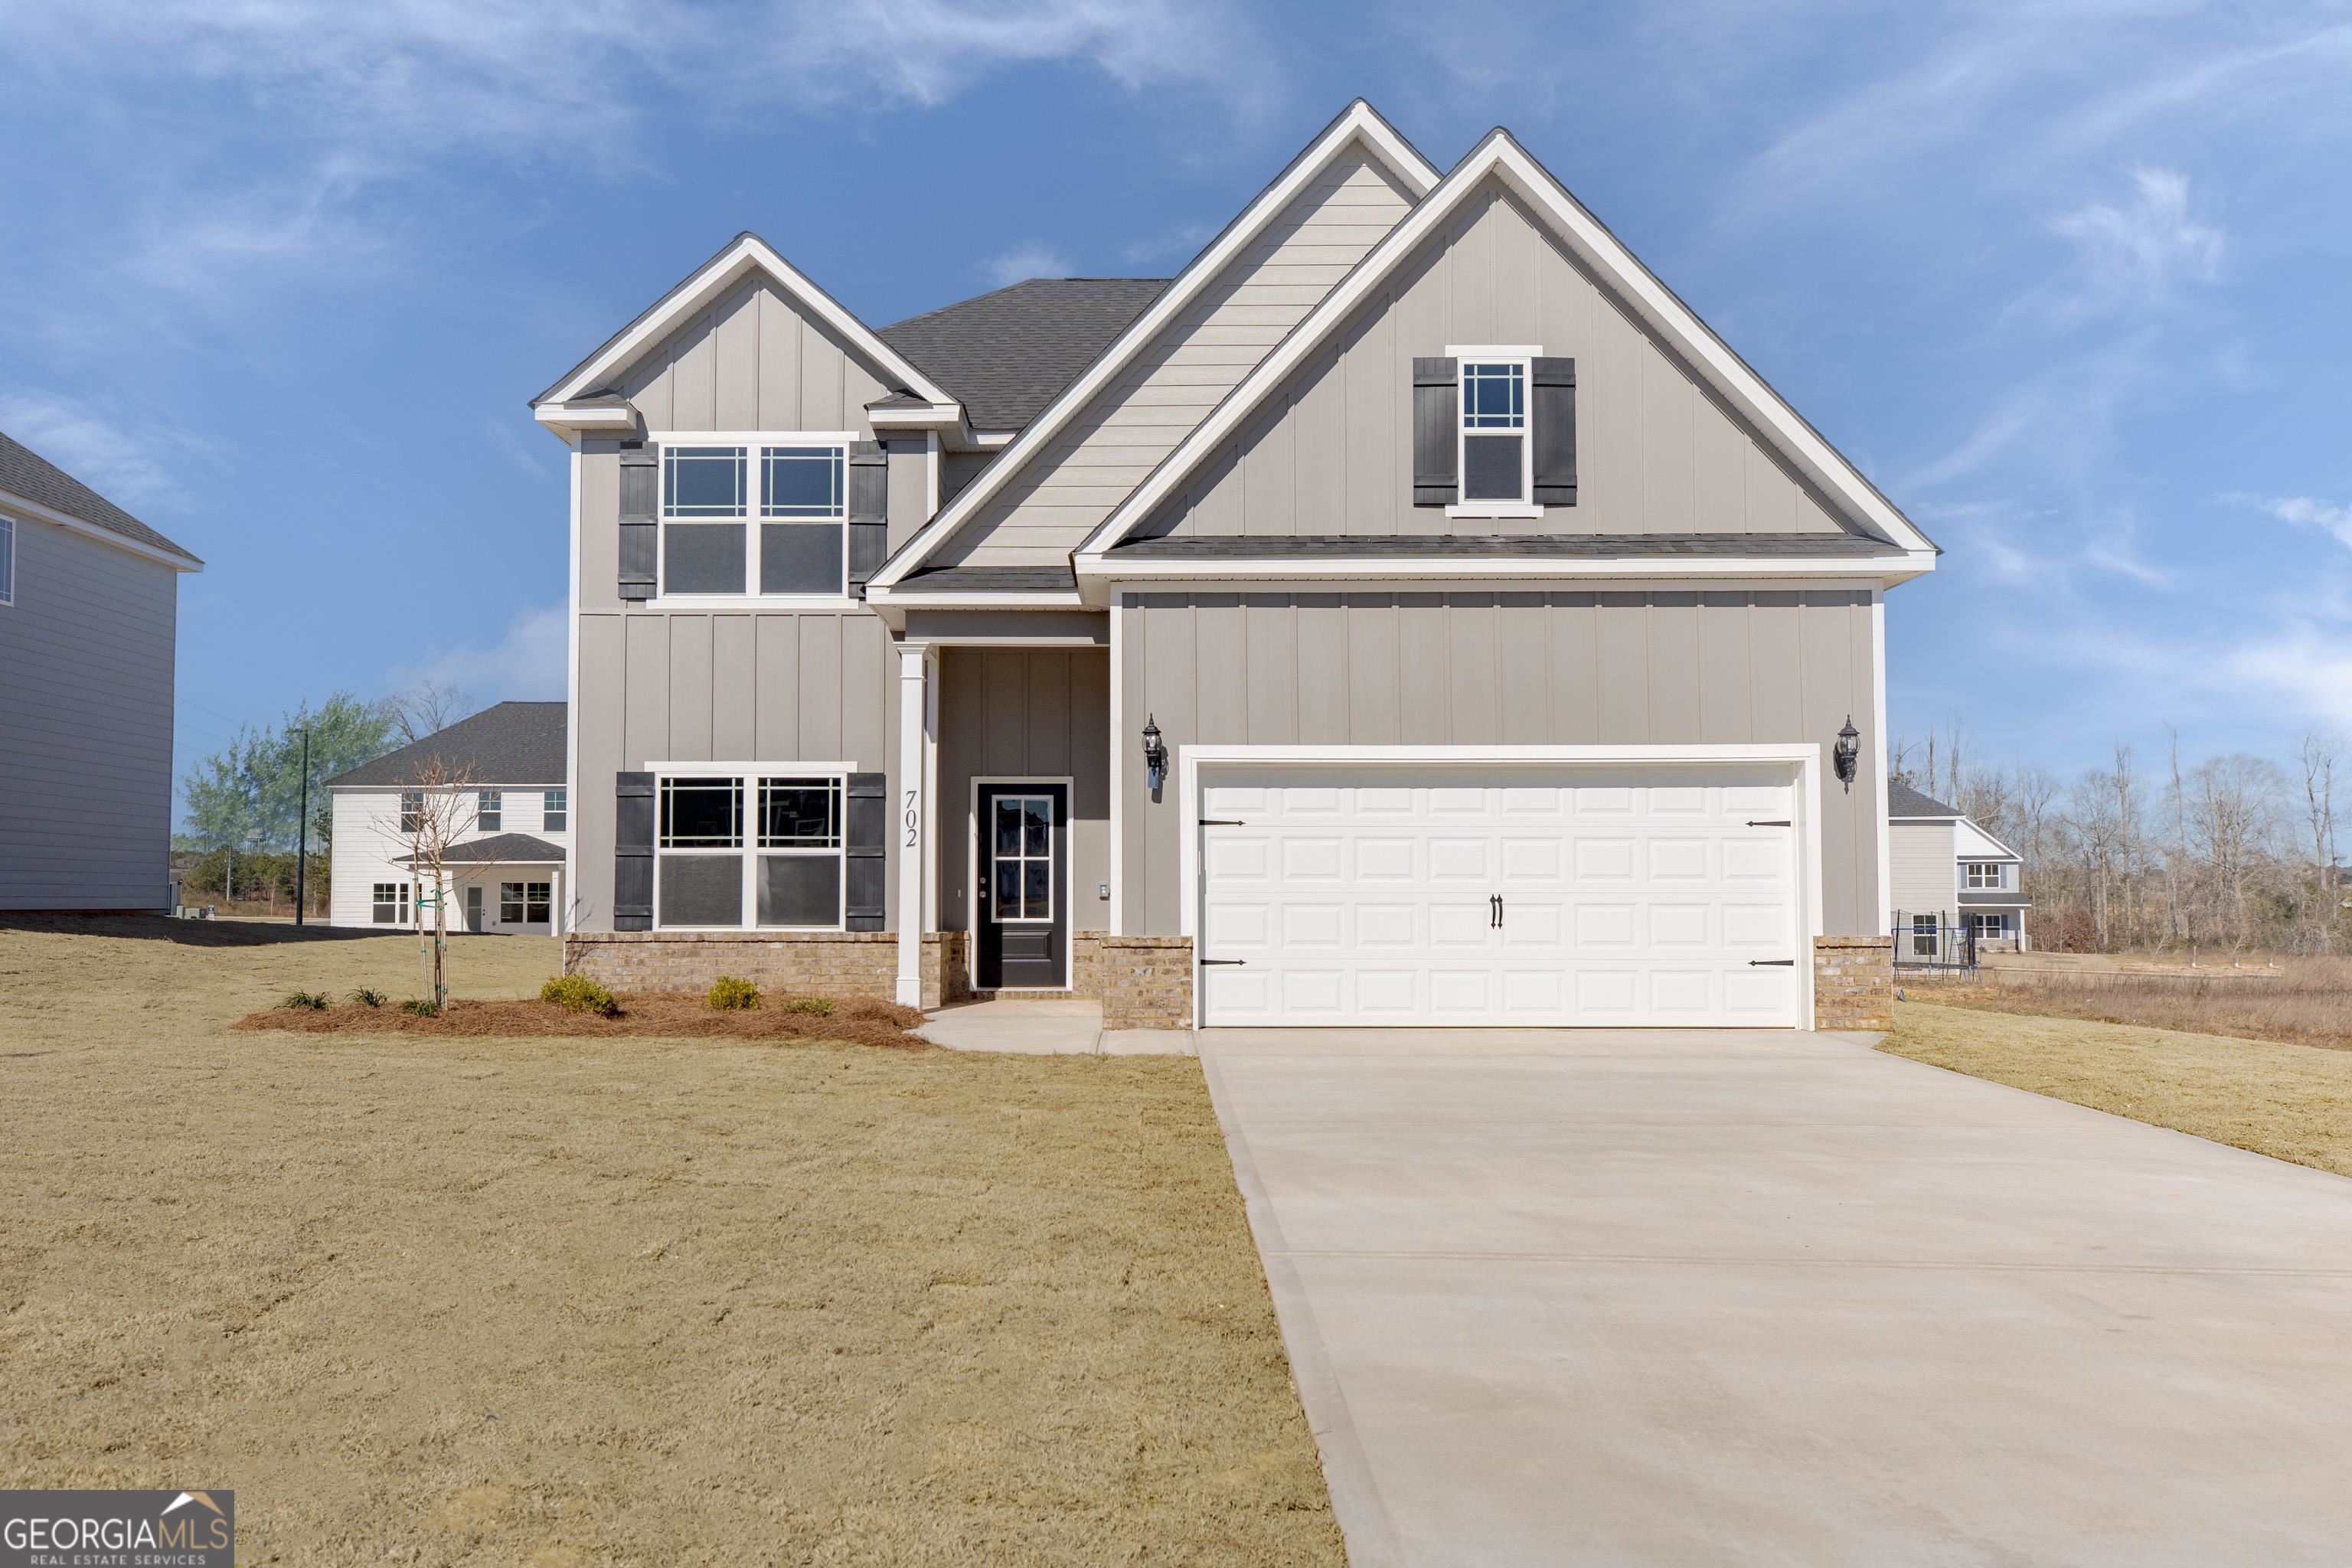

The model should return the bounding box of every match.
[1114,588,1881,938]
[1131,178,1864,544]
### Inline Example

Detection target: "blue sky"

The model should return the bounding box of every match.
[3,1,2349,805]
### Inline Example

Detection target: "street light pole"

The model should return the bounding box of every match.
[295,727,310,927]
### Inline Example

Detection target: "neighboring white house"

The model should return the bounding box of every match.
[1889,779,2030,953]
[325,702,569,934]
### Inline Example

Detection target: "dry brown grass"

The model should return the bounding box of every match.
[1903,953,2352,1053]
[239,991,932,1049]
[0,916,1341,1566]
[1885,1000,2352,1178]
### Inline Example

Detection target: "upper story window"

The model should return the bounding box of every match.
[0,515,14,606]
[398,790,423,835]
[1447,349,1540,516]
[543,788,567,831]
[477,790,503,832]
[1964,861,2008,890]
[658,436,847,598]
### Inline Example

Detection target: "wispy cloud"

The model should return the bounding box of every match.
[2233,492,2352,551]
[394,603,567,701]
[0,388,226,513]
[978,242,1073,288]
[1121,220,1215,266]
[2045,167,2223,317]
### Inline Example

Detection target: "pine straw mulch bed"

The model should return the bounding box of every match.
[234,991,932,1050]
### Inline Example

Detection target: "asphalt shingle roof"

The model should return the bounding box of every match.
[0,429,201,565]
[878,279,1171,432]
[396,832,564,866]
[1888,779,1963,818]
[327,701,567,788]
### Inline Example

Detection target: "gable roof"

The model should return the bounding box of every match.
[878,279,1171,432]
[326,701,567,788]
[866,100,1443,594]
[396,831,564,866]
[1073,127,1942,577]
[1888,779,1962,818]
[531,232,956,416]
[0,429,201,569]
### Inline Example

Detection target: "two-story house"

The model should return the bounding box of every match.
[325,701,570,933]
[1889,779,2030,952]
[1,430,203,911]
[531,103,1938,1030]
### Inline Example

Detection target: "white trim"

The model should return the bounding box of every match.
[534,403,639,439]
[867,102,1442,590]
[648,767,854,933]
[1175,743,1825,1028]
[645,431,856,605]
[1108,591,1125,935]
[895,644,929,1005]
[923,430,941,521]
[645,758,858,773]
[1448,345,1538,515]
[0,514,11,606]
[537,233,956,411]
[1871,586,1890,933]
[1077,555,1926,590]
[967,775,1078,991]
[0,492,201,573]
[564,439,582,936]
[1074,129,1941,570]
[866,587,1089,609]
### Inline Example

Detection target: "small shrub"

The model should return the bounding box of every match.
[280,990,332,1011]
[400,998,441,1018]
[348,987,387,1008]
[541,975,619,1017]
[783,996,835,1017]
[707,975,761,1010]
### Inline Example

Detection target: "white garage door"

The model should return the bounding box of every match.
[1197,766,1802,1027]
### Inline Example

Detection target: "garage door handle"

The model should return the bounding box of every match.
[1746,819,1792,827]
[1749,959,1796,966]
[1200,958,1247,966]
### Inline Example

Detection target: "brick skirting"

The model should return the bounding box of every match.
[564,927,1191,1025]
[1812,935,1894,1032]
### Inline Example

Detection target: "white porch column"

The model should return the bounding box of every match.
[894,643,930,1007]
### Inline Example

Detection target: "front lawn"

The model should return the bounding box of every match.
[0,918,1340,1566]
[1885,999,2352,1179]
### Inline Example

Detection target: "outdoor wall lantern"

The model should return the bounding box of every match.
[1141,714,1169,797]
[1833,715,1860,793]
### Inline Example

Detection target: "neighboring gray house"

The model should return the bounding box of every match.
[531,103,1939,1029]
[1888,779,2030,952]
[0,429,203,911]
[324,703,570,933]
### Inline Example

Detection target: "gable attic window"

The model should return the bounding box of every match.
[658,436,848,598]
[1460,358,1528,506]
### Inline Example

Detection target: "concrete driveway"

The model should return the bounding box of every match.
[1200,1027,2352,1566]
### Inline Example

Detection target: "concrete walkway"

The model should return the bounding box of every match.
[1200,1026,2352,1566]
[916,998,1194,1056]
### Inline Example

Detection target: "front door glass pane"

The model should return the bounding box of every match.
[990,793,1053,921]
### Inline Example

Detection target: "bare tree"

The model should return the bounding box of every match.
[374,756,479,1012]
[382,679,474,747]
[2296,730,2341,951]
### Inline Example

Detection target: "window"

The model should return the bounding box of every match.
[1968,912,2008,941]
[0,515,13,606]
[399,790,423,835]
[654,771,845,929]
[543,788,567,831]
[1964,861,2006,889]
[991,794,1055,921]
[1910,913,1938,958]
[501,880,552,925]
[372,882,410,924]
[477,790,502,832]
[658,437,847,597]
[1459,357,1530,508]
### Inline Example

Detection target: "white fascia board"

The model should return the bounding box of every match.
[0,489,203,573]
[865,101,1442,591]
[536,234,956,412]
[865,588,1086,610]
[1073,552,1932,603]
[1075,130,1940,567]
[534,403,639,439]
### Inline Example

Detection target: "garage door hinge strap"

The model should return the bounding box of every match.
[1746,818,1792,826]
[1749,959,1796,966]
[1200,958,1247,965]
[1198,818,1247,827]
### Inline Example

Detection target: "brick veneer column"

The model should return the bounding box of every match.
[1811,935,1894,1032]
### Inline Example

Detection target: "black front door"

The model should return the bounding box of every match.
[975,782,1067,990]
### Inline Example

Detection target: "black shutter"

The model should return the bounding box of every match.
[1532,357,1578,508]
[844,771,887,930]
[1412,357,1458,507]
[614,771,655,930]
[847,441,888,592]
[619,443,658,601]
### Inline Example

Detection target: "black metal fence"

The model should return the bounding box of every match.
[1891,911,1978,972]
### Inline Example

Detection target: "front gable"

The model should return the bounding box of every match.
[1126,177,1858,544]
[616,274,895,437]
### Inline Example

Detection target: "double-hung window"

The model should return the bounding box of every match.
[658,435,848,598]
[501,880,552,925]
[398,790,423,835]
[1968,912,2007,941]
[654,771,846,929]
[1964,862,2004,890]
[543,788,567,831]
[1455,351,1533,513]
[373,882,410,924]
[477,790,503,832]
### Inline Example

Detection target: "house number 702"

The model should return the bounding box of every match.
[903,789,919,848]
